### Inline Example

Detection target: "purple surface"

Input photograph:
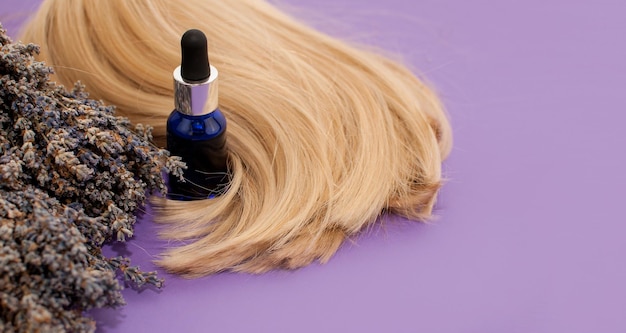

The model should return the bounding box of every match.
[2,0,626,332]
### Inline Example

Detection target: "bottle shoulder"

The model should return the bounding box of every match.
[167,109,226,140]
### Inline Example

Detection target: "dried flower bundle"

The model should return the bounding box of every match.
[0,24,183,332]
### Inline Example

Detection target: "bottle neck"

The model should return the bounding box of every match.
[173,65,219,116]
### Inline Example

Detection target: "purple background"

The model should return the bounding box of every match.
[2,0,625,332]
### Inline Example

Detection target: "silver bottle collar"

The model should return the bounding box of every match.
[173,65,219,116]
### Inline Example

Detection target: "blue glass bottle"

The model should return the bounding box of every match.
[167,29,228,200]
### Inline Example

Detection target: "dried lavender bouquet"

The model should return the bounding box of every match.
[0,25,183,332]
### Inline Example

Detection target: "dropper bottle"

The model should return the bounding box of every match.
[167,29,228,199]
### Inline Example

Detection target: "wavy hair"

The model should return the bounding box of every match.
[21,0,452,277]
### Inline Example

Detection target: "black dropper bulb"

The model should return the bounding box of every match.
[180,29,210,83]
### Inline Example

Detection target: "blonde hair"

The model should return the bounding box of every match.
[21,0,452,277]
